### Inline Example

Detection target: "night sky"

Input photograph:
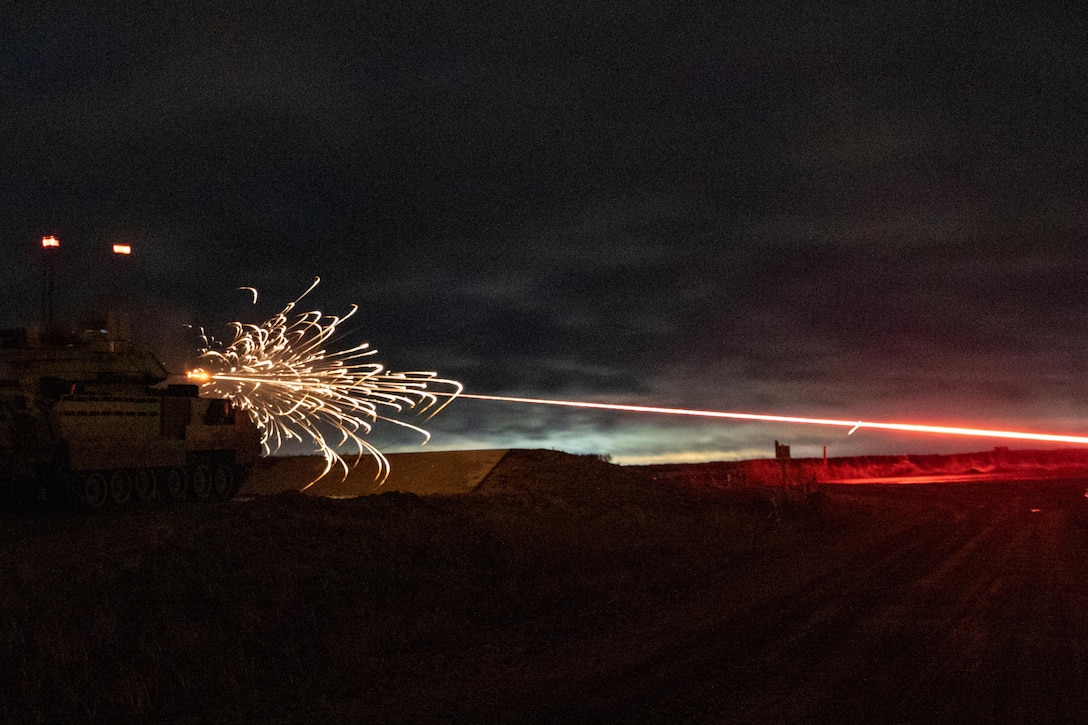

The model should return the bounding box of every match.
[3,4,1088,463]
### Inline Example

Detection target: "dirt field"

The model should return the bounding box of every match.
[3,450,1088,722]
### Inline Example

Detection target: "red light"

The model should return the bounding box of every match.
[41,236,59,248]
[112,244,132,255]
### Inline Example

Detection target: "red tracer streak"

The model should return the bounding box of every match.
[456,393,1088,446]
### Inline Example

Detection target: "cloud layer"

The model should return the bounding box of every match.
[3,4,1088,461]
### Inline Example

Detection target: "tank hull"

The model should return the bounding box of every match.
[0,323,262,508]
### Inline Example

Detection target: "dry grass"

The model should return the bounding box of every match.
[644,447,1088,486]
[820,447,1088,479]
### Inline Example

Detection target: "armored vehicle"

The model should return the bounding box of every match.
[0,313,260,508]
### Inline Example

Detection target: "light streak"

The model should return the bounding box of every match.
[189,278,462,488]
[450,393,1088,446]
[112,243,132,255]
[189,282,1088,489]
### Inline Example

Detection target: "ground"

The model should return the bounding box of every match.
[2,450,1088,722]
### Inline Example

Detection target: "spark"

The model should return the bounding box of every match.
[190,278,462,488]
[451,393,1088,446]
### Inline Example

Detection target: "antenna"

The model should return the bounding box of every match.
[41,235,60,326]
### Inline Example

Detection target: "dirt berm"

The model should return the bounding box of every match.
[243,449,511,497]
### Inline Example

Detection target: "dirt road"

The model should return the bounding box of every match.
[484,480,1088,723]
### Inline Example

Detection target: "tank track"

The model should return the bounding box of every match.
[63,462,249,509]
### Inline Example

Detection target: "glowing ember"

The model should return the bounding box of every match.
[190,278,462,488]
[41,235,60,248]
[112,243,132,255]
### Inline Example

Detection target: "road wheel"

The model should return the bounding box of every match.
[108,470,132,506]
[134,469,157,504]
[166,467,188,502]
[211,464,236,501]
[190,464,212,500]
[80,473,108,510]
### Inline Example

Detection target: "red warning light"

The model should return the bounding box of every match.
[41,236,59,248]
[112,244,132,255]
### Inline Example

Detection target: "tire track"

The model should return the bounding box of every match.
[542,482,1088,723]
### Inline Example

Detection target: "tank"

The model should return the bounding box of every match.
[0,315,260,508]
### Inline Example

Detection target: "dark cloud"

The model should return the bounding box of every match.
[3,3,1088,461]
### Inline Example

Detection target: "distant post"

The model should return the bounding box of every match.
[109,241,134,296]
[41,235,60,326]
